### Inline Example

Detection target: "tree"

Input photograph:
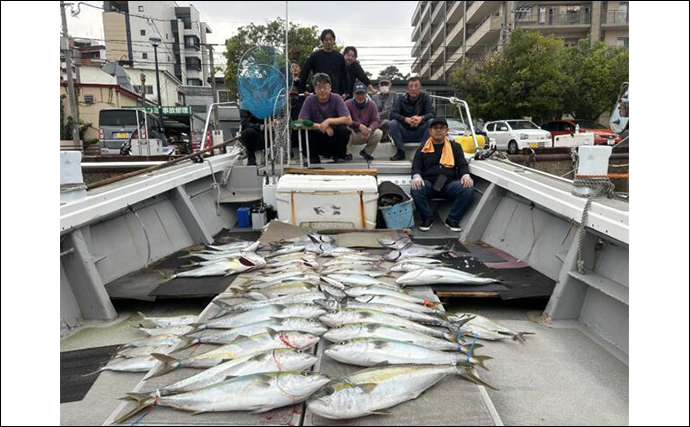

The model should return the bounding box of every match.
[378,65,405,80]
[60,93,91,141]
[562,38,629,120]
[449,29,628,123]
[223,18,321,99]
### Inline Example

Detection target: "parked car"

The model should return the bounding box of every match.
[541,119,620,146]
[483,120,551,154]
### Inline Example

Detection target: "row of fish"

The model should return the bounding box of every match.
[108,234,531,422]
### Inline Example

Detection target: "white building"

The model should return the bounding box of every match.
[102,1,212,87]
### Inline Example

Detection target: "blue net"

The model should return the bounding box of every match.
[237,46,292,120]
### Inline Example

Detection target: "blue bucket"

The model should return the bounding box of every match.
[380,199,414,229]
[237,207,252,228]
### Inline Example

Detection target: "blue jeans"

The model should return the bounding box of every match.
[389,118,433,151]
[410,179,474,223]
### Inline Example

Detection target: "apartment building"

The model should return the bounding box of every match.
[102,1,212,87]
[411,1,629,80]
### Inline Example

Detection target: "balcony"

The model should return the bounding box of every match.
[447,1,464,25]
[411,58,421,74]
[412,39,422,58]
[411,23,421,42]
[183,35,201,51]
[411,1,424,26]
[185,57,202,71]
[465,13,501,56]
[431,1,444,25]
[519,11,591,32]
[430,19,445,46]
[601,10,629,29]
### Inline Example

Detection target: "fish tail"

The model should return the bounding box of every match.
[157,271,176,284]
[458,342,484,355]
[122,391,155,402]
[81,366,105,377]
[176,336,197,351]
[113,395,157,425]
[455,366,500,391]
[472,355,493,371]
[144,353,183,380]
[186,323,206,335]
[449,314,476,328]
[137,311,147,320]
[507,331,535,343]
[180,260,200,268]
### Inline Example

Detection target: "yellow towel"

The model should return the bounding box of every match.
[421,137,455,168]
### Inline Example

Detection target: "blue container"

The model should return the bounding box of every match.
[237,207,252,228]
[380,199,414,229]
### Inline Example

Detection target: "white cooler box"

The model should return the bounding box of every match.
[276,174,379,230]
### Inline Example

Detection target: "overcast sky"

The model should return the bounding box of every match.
[65,1,418,77]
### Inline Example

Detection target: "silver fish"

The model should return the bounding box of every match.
[115,371,331,424]
[162,254,265,282]
[212,292,328,315]
[324,338,491,370]
[144,329,319,378]
[449,313,534,343]
[396,267,499,286]
[353,294,443,314]
[84,356,158,375]
[206,240,261,252]
[377,237,413,250]
[119,334,191,349]
[344,285,427,304]
[190,304,326,330]
[321,268,389,278]
[113,345,174,359]
[136,324,195,336]
[320,309,451,340]
[185,317,328,346]
[137,312,198,328]
[307,364,496,420]
[326,274,399,289]
[384,246,451,262]
[140,348,318,396]
[343,302,453,329]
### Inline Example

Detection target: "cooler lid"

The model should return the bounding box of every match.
[276,174,378,193]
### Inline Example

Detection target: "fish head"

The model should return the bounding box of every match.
[299,318,328,335]
[307,379,364,418]
[277,371,332,399]
[279,331,320,349]
[383,250,402,261]
[272,349,318,370]
[322,323,362,342]
[324,339,368,360]
[319,310,346,327]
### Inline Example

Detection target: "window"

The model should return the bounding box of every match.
[84,94,95,105]
[217,90,232,103]
[165,33,169,40]
[486,123,495,132]
[140,29,146,36]
[187,78,203,86]
[617,37,629,48]
[178,92,185,104]
[145,85,154,95]
[142,52,148,59]
[138,5,144,12]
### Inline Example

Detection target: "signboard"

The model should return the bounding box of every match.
[124,106,192,115]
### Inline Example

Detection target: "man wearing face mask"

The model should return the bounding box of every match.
[344,83,382,161]
[372,77,398,138]
[299,29,349,96]
[343,46,377,100]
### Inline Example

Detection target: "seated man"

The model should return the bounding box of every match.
[372,76,398,138]
[298,73,352,164]
[345,83,382,161]
[239,107,265,166]
[410,118,474,232]
[389,76,435,161]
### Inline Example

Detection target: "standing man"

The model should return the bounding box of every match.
[388,77,435,161]
[298,73,352,164]
[343,46,377,99]
[345,83,382,161]
[371,76,398,138]
[410,118,473,232]
[299,29,349,96]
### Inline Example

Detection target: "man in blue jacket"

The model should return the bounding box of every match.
[389,77,435,161]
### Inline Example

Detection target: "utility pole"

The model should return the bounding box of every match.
[140,73,146,107]
[208,45,219,129]
[60,1,81,148]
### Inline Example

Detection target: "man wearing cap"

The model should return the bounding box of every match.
[372,77,398,138]
[389,76,435,161]
[410,117,474,232]
[345,83,382,161]
[298,73,352,164]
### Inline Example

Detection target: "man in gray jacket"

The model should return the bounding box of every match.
[388,77,435,161]
[372,77,398,137]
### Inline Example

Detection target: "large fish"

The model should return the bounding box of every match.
[278,233,335,245]
[135,325,195,337]
[190,304,326,330]
[353,295,443,314]
[325,274,399,289]
[383,246,452,262]
[84,355,159,375]
[343,285,427,304]
[184,317,328,347]
[323,254,383,264]
[343,302,454,330]
[449,313,535,343]
[113,345,174,360]
[144,329,319,378]
[241,275,321,290]
[396,267,499,286]
[161,254,265,282]
[229,282,321,300]
[212,292,327,316]
[322,323,481,353]
[115,371,331,424]
[137,312,197,328]
[307,364,496,419]
[119,334,191,349]
[320,309,453,340]
[205,240,261,252]
[324,338,491,370]
[377,237,413,250]
[140,348,318,396]
[320,268,390,278]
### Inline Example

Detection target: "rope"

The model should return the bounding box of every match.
[575,173,629,179]
[129,206,152,267]
[466,334,478,362]
[571,177,616,274]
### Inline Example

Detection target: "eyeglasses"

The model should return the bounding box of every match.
[315,84,331,91]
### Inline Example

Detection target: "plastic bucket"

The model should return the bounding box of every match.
[237,207,252,228]
[380,199,415,229]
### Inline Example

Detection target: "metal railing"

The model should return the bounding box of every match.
[522,11,591,26]
[602,10,629,24]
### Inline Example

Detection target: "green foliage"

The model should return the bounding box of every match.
[60,93,91,141]
[378,65,405,80]
[223,18,321,99]
[449,29,629,122]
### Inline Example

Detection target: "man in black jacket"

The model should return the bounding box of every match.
[389,77,435,161]
[239,108,265,166]
[299,29,349,96]
[410,118,474,232]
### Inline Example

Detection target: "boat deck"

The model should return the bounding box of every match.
[60,224,628,426]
